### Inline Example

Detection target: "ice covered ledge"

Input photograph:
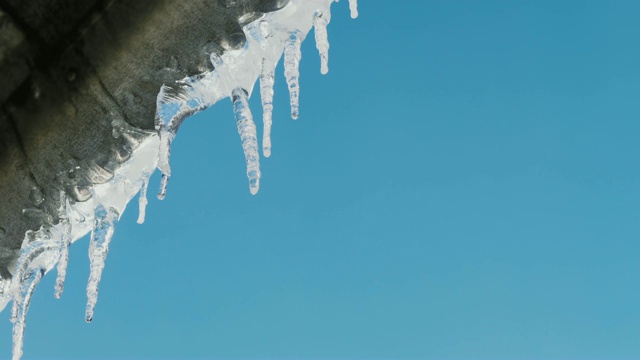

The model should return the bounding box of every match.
[0,0,292,279]
[0,0,358,358]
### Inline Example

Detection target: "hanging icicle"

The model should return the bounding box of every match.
[260,58,276,157]
[314,10,331,75]
[54,238,70,299]
[157,127,175,200]
[10,239,57,323]
[85,205,119,323]
[11,268,43,360]
[54,195,72,299]
[284,30,304,120]
[137,173,150,224]
[349,0,358,19]
[232,88,261,195]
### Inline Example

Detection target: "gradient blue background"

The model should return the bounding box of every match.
[3,1,640,358]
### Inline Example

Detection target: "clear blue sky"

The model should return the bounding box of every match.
[4,0,640,358]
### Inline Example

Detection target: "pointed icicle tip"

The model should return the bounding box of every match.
[85,205,119,323]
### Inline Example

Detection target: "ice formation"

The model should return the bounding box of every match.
[260,57,276,157]
[314,10,331,75]
[349,0,359,19]
[232,88,261,194]
[1,0,358,358]
[53,194,71,299]
[137,173,150,224]
[284,30,303,120]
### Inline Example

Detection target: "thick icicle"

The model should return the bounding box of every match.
[157,128,174,200]
[12,268,43,360]
[260,58,276,157]
[85,205,119,323]
[284,30,303,120]
[137,173,150,224]
[10,239,58,323]
[232,87,261,195]
[349,0,358,19]
[314,10,331,75]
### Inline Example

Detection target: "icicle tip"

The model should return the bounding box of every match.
[249,179,260,195]
[158,174,169,200]
[349,0,359,18]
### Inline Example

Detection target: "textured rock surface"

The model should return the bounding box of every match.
[0,0,288,277]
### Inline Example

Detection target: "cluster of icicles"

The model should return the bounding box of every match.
[0,0,357,359]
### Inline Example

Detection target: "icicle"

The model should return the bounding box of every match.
[157,128,174,200]
[231,87,261,195]
[12,268,43,360]
[54,237,70,299]
[314,10,331,75]
[260,58,275,157]
[349,0,358,19]
[10,292,18,323]
[284,30,303,120]
[137,173,150,224]
[85,205,119,323]
[54,193,72,299]
[54,196,72,299]
[11,239,58,323]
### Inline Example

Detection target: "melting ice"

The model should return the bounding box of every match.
[154,0,353,197]
[1,0,358,358]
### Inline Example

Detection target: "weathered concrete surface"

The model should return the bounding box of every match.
[0,0,289,277]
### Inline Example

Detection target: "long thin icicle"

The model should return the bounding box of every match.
[53,192,71,299]
[85,205,119,323]
[284,30,303,120]
[349,0,358,19]
[260,58,276,157]
[137,173,150,224]
[232,87,261,195]
[54,198,72,299]
[314,10,331,75]
[12,268,43,360]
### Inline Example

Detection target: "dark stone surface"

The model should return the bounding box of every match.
[0,0,289,277]
[0,9,29,104]
[1,0,99,45]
